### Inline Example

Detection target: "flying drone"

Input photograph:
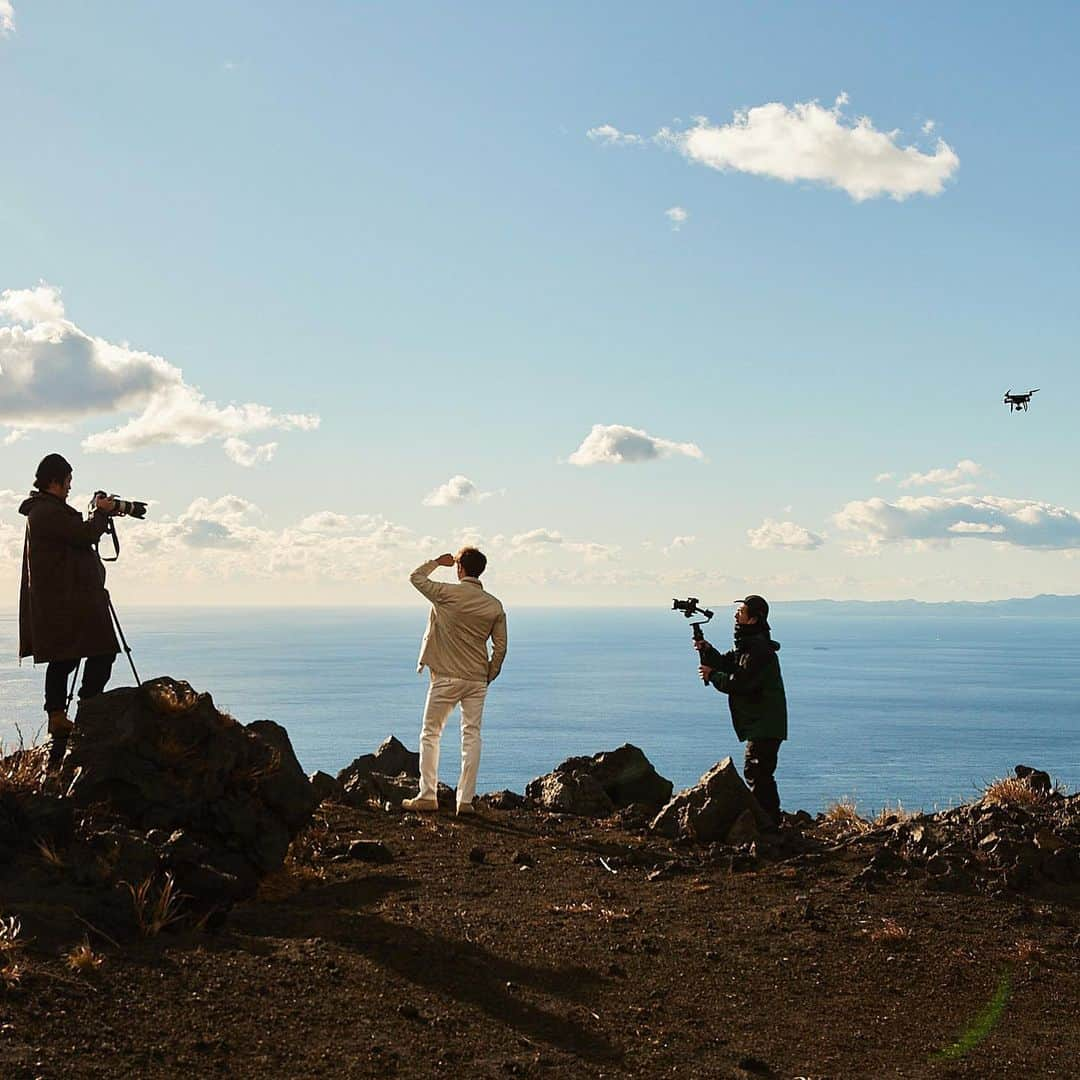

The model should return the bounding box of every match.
[1003,389,1039,413]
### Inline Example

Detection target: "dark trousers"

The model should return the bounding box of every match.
[744,738,782,824]
[44,654,116,715]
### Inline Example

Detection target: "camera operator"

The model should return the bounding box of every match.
[18,454,120,769]
[695,595,788,827]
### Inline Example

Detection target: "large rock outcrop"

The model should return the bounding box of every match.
[526,745,673,816]
[650,757,773,843]
[61,677,318,903]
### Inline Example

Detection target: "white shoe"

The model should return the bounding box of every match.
[402,796,438,812]
[456,802,477,816]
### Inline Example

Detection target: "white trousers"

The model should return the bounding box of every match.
[418,673,488,807]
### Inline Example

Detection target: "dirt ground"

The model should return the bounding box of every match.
[1,802,1077,1079]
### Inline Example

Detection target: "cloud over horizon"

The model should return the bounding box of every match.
[898,459,983,491]
[590,94,959,202]
[0,1,14,36]
[0,284,319,463]
[748,519,826,551]
[835,494,1080,551]
[568,423,704,466]
[423,475,496,507]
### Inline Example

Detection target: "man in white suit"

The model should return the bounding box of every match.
[403,547,507,815]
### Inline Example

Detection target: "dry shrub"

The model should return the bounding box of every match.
[982,777,1048,808]
[64,940,104,975]
[823,798,870,833]
[0,916,26,990]
[124,872,185,936]
[870,917,913,943]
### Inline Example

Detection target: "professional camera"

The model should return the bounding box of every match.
[92,491,148,519]
[672,597,713,621]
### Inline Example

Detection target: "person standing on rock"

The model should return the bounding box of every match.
[695,595,787,827]
[403,548,507,816]
[17,454,120,769]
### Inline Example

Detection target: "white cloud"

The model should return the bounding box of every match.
[422,474,496,507]
[586,124,645,146]
[298,511,353,533]
[898,459,982,490]
[0,1,13,36]
[747,519,825,551]
[663,535,696,556]
[874,472,893,484]
[665,206,689,230]
[0,284,319,461]
[2,429,25,446]
[511,528,564,549]
[223,437,277,467]
[835,494,1080,551]
[568,423,704,466]
[922,119,936,134]
[590,95,959,202]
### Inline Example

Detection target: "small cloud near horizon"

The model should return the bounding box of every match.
[568,423,704,466]
[748,519,825,551]
[665,206,689,230]
[422,475,497,508]
[0,1,14,36]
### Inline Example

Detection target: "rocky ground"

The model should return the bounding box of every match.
[2,768,1077,1077]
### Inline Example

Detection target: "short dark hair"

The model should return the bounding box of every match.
[456,547,487,578]
[34,453,73,492]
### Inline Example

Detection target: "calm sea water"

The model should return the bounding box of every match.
[1,608,1077,814]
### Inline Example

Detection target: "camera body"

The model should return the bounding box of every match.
[92,491,148,520]
[672,597,713,620]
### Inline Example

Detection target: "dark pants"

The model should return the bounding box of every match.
[744,738,782,824]
[44,654,116,715]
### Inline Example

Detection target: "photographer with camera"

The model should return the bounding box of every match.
[695,595,788,827]
[18,454,120,769]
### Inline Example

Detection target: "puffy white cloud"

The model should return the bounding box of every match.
[586,123,645,146]
[0,284,319,461]
[665,206,689,230]
[0,1,13,36]
[591,95,959,202]
[747,519,825,551]
[898,459,982,490]
[835,494,1080,551]
[568,423,704,466]
[422,474,495,507]
[874,472,893,484]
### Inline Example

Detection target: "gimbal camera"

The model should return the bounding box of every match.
[672,597,714,685]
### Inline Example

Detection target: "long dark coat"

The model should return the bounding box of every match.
[700,629,788,742]
[18,492,119,663]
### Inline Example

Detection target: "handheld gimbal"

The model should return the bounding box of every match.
[672,597,714,684]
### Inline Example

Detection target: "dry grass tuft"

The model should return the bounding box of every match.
[64,939,105,975]
[0,731,45,795]
[0,916,26,990]
[124,872,186,936]
[872,803,916,827]
[982,777,1048,808]
[823,798,870,833]
[35,838,65,868]
[869,917,913,943]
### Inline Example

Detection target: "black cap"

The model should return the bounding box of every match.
[34,453,73,491]
[735,595,770,620]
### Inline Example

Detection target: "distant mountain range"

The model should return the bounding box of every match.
[776,594,1080,617]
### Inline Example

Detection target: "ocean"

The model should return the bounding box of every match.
[2,607,1077,814]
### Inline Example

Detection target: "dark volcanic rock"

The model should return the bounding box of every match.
[526,745,673,816]
[1015,764,1052,794]
[337,736,419,787]
[60,677,317,903]
[309,770,346,805]
[650,758,773,843]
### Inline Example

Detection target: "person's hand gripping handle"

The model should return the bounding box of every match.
[693,627,711,685]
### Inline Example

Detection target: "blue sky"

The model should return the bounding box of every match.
[2,1,1080,605]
